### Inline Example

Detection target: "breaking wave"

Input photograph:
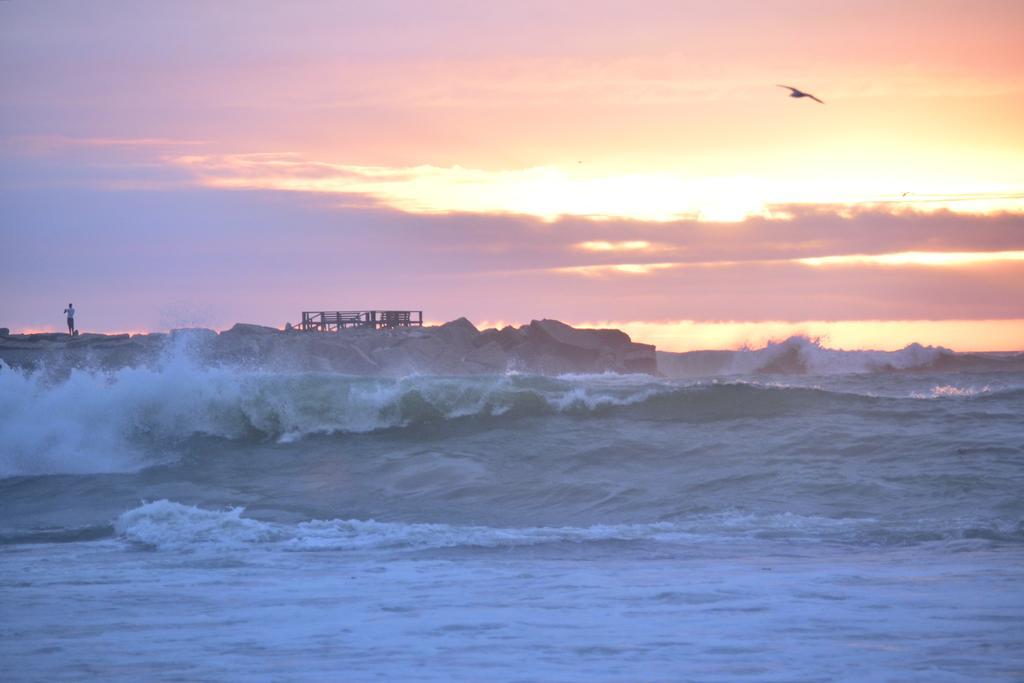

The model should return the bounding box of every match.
[0,362,669,477]
[107,500,1024,553]
[659,335,1024,377]
[4,352,1021,478]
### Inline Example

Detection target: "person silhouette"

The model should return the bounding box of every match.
[64,303,75,335]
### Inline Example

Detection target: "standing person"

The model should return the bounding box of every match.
[64,303,75,335]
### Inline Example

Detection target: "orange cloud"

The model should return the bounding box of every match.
[798,250,1024,267]
[574,240,663,253]
[551,249,1024,279]
[553,263,680,277]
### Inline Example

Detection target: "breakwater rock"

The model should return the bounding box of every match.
[0,319,657,376]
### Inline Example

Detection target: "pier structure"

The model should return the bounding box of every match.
[298,310,423,332]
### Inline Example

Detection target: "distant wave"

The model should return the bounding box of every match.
[4,354,1021,478]
[659,336,1024,377]
[100,500,1024,553]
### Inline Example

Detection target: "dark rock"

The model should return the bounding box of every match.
[463,340,508,373]
[75,333,130,342]
[307,339,381,374]
[439,317,478,333]
[437,317,479,346]
[622,343,657,374]
[0,318,659,376]
[528,319,611,351]
[220,323,281,336]
[589,328,632,347]
[23,333,70,342]
[517,319,655,374]
[514,320,604,373]
[476,325,525,350]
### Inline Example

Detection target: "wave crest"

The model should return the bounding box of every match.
[659,336,1023,377]
[113,501,1024,553]
[0,361,673,477]
[3,349,1018,478]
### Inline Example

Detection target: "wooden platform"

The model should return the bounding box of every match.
[298,310,423,331]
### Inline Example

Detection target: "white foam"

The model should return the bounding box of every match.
[660,335,952,377]
[911,384,992,399]
[113,500,687,552]
[729,336,947,375]
[114,501,904,554]
[0,364,146,477]
[115,500,280,550]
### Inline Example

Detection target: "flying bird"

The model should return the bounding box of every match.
[777,85,824,104]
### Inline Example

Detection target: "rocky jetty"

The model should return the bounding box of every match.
[0,319,657,376]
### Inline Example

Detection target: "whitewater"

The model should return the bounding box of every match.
[2,336,1023,681]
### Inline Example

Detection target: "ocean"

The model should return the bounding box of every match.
[2,340,1023,681]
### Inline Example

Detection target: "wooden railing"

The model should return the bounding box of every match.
[298,310,423,331]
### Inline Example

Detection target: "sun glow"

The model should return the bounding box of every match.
[799,250,1024,267]
[578,319,1024,353]
[554,263,680,277]
[172,154,1024,223]
[575,241,659,252]
[552,249,1024,279]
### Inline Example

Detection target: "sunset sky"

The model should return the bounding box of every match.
[2,0,1023,350]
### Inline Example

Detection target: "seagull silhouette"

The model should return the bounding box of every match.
[777,85,824,104]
